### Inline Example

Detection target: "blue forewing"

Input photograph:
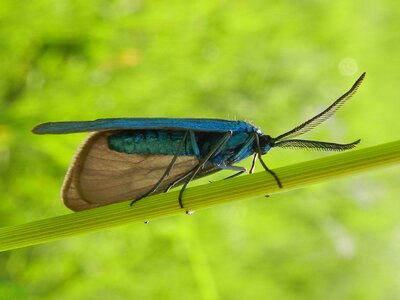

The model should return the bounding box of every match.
[33,73,365,211]
[33,118,257,135]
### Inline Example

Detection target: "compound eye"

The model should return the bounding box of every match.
[262,135,272,145]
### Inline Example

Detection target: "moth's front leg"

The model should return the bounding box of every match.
[217,164,246,180]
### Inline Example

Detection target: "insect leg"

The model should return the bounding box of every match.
[190,131,200,156]
[210,151,255,182]
[249,153,257,174]
[164,169,193,192]
[130,130,189,205]
[212,135,256,180]
[218,165,246,179]
[161,132,201,192]
[254,133,282,188]
[164,130,234,194]
[179,131,233,209]
[222,135,258,177]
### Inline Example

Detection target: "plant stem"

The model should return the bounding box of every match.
[0,140,399,252]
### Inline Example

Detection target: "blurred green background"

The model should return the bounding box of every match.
[1,0,399,299]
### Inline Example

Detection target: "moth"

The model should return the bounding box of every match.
[33,73,365,211]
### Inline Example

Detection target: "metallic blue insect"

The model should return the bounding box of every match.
[33,73,365,212]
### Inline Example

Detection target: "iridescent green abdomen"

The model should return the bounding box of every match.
[108,130,195,156]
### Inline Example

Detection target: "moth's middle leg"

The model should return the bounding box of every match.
[130,130,190,206]
[178,131,233,210]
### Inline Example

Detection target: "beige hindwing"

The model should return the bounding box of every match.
[62,132,200,211]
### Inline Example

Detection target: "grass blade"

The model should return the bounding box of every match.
[0,140,399,252]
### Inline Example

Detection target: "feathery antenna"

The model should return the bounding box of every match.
[275,72,365,142]
[271,73,365,151]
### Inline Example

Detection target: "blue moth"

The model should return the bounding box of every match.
[33,73,365,212]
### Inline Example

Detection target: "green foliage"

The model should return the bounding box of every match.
[1,0,399,299]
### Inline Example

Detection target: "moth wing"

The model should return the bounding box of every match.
[62,132,200,211]
[32,118,241,134]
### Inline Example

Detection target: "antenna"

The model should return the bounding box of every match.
[273,73,365,151]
